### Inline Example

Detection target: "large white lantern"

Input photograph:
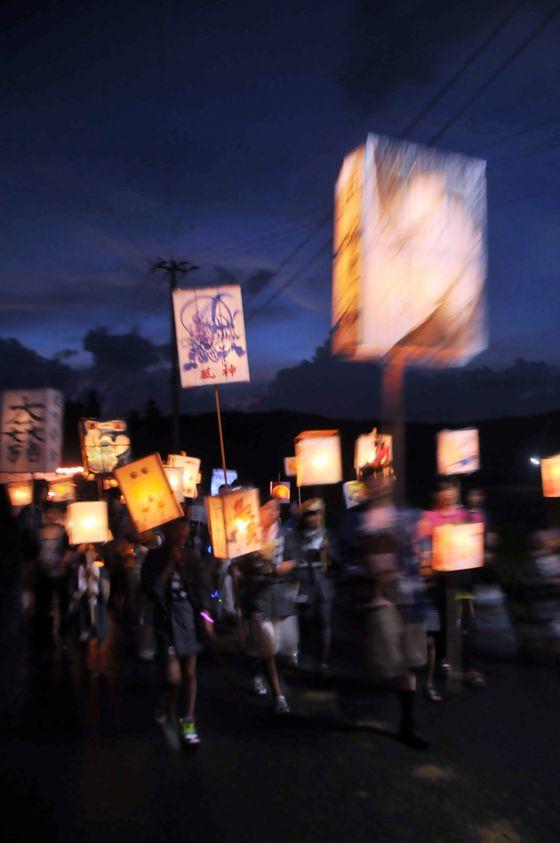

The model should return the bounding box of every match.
[205,487,262,560]
[332,134,487,366]
[66,501,110,545]
[432,522,484,572]
[1,389,63,472]
[167,454,201,499]
[295,430,342,487]
[437,428,479,475]
[6,481,33,508]
[541,454,560,498]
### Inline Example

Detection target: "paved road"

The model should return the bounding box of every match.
[1,617,559,843]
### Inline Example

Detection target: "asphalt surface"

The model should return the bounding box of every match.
[1,612,559,843]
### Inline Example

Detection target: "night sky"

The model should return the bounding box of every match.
[2,0,560,419]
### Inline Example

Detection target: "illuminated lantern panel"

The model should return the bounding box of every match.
[432,523,484,573]
[48,479,76,503]
[66,501,110,545]
[283,457,298,477]
[1,389,63,473]
[437,428,479,476]
[343,480,367,509]
[7,481,33,508]
[541,454,560,498]
[295,431,342,487]
[80,419,131,475]
[168,454,201,499]
[270,481,291,503]
[205,487,262,560]
[165,466,185,503]
[115,454,184,534]
[331,134,487,366]
[354,430,393,475]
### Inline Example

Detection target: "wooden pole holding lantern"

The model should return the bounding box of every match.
[214,385,228,480]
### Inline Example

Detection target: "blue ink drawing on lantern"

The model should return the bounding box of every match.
[179,292,246,372]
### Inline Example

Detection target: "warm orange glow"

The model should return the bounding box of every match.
[205,487,262,559]
[66,501,110,545]
[7,482,33,507]
[432,523,484,572]
[270,481,290,501]
[48,479,75,503]
[115,454,183,534]
[542,454,560,498]
[354,429,392,475]
[295,430,342,487]
[437,428,479,475]
[56,466,85,476]
[165,466,185,503]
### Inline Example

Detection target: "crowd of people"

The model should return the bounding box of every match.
[2,463,557,753]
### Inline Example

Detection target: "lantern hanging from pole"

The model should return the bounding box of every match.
[437,428,479,475]
[205,487,262,560]
[47,478,76,503]
[284,457,298,477]
[295,430,342,487]
[167,454,201,499]
[354,429,393,476]
[432,522,484,572]
[6,481,33,508]
[164,466,185,503]
[79,418,131,475]
[66,501,110,545]
[115,454,184,534]
[541,454,560,498]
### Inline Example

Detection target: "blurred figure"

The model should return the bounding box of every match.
[529,529,560,664]
[358,464,428,749]
[234,499,298,714]
[293,499,337,676]
[34,504,71,655]
[0,486,23,719]
[67,543,111,672]
[141,517,213,746]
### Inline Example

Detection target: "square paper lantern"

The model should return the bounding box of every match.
[354,429,393,475]
[7,481,33,508]
[284,457,298,477]
[270,480,291,504]
[542,455,560,498]
[332,134,487,366]
[48,479,76,503]
[115,454,183,534]
[295,430,342,487]
[66,501,110,545]
[432,522,484,572]
[165,466,185,503]
[437,428,479,475]
[205,487,262,560]
[80,418,131,474]
[1,389,63,472]
[168,454,201,499]
[343,480,367,509]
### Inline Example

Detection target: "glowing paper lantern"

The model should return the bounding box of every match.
[66,501,110,545]
[437,428,479,475]
[115,454,183,534]
[284,457,298,477]
[1,389,63,472]
[205,487,262,559]
[6,481,33,508]
[541,454,560,498]
[48,479,76,503]
[210,468,238,496]
[270,481,291,503]
[343,480,367,509]
[165,466,185,503]
[432,522,484,572]
[295,430,342,487]
[332,134,487,366]
[168,454,201,499]
[173,286,250,388]
[80,419,131,474]
[354,429,393,475]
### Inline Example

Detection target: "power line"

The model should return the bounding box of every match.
[428,2,560,146]
[400,0,527,140]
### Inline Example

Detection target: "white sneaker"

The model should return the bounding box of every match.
[274,695,290,715]
[253,674,268,696]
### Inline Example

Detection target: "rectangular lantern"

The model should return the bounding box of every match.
[168,454,201,499]
[173,285,250,388]
[7,481,33,508]
[270,480,291,504]
[1,389,63,472]
[437,428,479,475]
[48,478,76,503]
[432,522,484,572]
[295,430,342,487]
[284,456,298,477]
[205,487,262,559]
[541,454,560,498]
[210,468,238,496]
[80,418,131,475]
[165,466,185,503]
[354,429,393,475]
[332,134,487,366]
[343,480,367,509]
[115,454,184,534]
[66,501,110,545]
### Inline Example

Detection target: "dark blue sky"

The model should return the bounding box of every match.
[2,0,560,417]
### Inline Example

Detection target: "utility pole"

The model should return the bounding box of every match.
[150,258,198,451]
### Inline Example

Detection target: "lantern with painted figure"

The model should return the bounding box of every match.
[432,522,484,572]
[295,430,342,487]
[205,487,262,560]
[541,454,560,498]
[354,429,393,476]
[115,454,183,534]
[437,428,479,476]
[7,481,33,508]
[66,501,110,545]
[80,418,131,475]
